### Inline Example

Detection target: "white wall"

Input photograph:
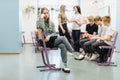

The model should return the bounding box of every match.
[20,0,116,43]
[109,0,116,28]
[20,0,37,43]
[116,0,120,51]
[81,0,116,28]
[81,0,99,17]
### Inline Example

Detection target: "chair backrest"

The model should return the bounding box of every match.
[105,30,118,62]
[36,28,57,50]
[37,29,42,40]
[31,30,37,46]
[111,30,118,47]
[101,30,118,48]
[35,29,46,48]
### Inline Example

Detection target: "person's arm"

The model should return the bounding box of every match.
[100,35,112,41]
[58,14,65,34]
[100,28,113,41]
[67,18,75,23]
[37,14,46,31]
[96,35,111,42]
[37,14,51,42]
[75,15,83,26]
[82,31,89,38]
[82,24,89,38]
[45,35,51,42]
[96,29,113,42]
[49,21,58,36]
[51,22,56,33]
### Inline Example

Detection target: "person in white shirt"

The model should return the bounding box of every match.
[80,17,88,34]
[71,5,82,52]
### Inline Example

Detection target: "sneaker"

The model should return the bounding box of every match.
[74,52,80,56]
[74,54,84,60]
[84,54,90,60]
[67,51,73,56]
[81,51,85,55]
[62,67,70,73]
[90,54,99,61]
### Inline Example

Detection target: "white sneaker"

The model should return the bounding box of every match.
[81,51,85,55]
[74,54,84,60]
[84,55,90,60]
[90,54,99,61]
[62,67,70,73]
[67,51,73,56]
[74,52,80,56]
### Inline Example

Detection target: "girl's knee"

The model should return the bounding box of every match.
[59,43,65,48]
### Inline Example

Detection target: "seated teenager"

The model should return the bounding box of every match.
[37,7,75,73]
[74,16,98,60]
[91,16,114,63]
[82,16,102,60]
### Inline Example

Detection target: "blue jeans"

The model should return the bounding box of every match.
[54,36,74,63]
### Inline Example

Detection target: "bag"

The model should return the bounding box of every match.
[39,36,57,48]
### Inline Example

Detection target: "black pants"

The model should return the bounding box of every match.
[83,39,96,53]
[91,41,109,62]
[79,38,90,48]
[72,30,81,52]
[58,23,71,43]
[74,38,89,52]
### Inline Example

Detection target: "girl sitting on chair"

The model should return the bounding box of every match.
[37,7,75,73]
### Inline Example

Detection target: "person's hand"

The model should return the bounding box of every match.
[88,35,94,40]
[96,38,103,42]
[82,33,88,38]
[74,20,79,24]
[41,14,45,19]
[82,34,86,38]
[62,29,65,34]
[45,35,50,42]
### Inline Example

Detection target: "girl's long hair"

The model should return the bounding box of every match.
[41,7,50,27]
[74,5,81,14]
[60,5,67,19]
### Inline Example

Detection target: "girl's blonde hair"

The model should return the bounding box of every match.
[60,5,67,19]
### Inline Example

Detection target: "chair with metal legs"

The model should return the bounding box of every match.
[98,31,118,66]
[36,29,61,71]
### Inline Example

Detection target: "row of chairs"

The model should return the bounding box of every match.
[32,29,118,71]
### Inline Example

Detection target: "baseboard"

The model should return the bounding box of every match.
[115,50,120,53]
[0,52,20,55]
[24,43,33,44]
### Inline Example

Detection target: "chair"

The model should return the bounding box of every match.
[98,31,118,66]
[31,30,36,46]
[21,31,26,47]
[36,29,61,71]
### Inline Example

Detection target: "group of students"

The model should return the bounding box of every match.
[36,5,115,73]
[74,16,114,63]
